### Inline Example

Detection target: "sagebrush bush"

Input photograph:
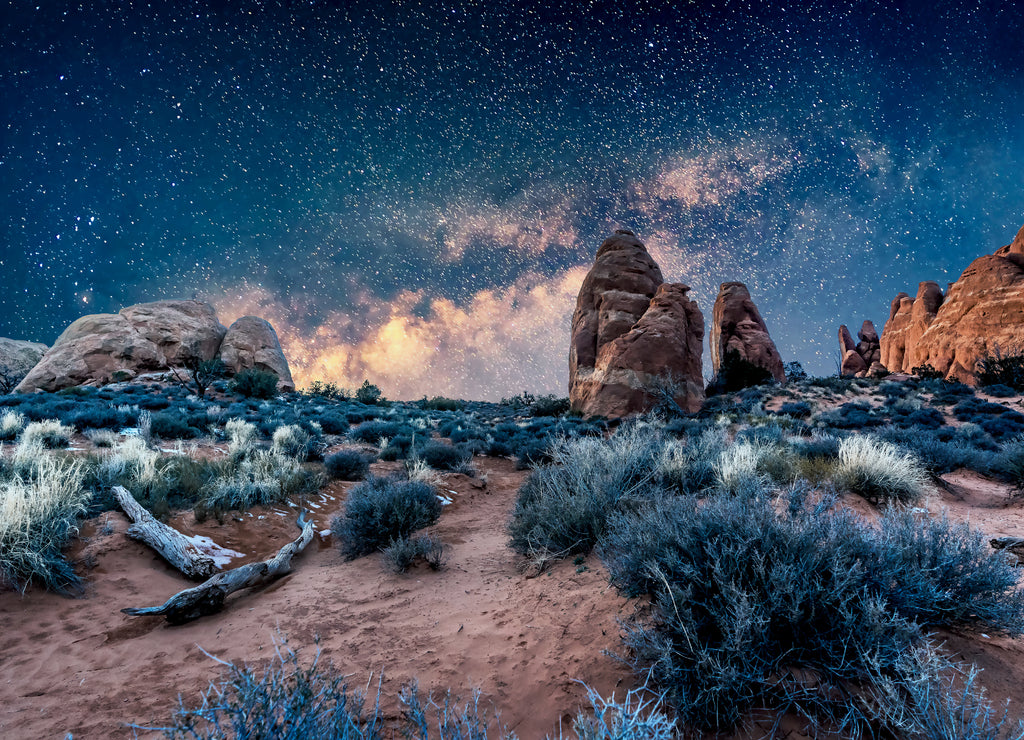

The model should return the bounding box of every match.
[381,534,447,573]
[0,454,89,592]
[331,475,442,559]
[508,422,664,558]
[325,450,372,481]
[598,490,1024,733]
[418,442,470,472]
[231,369,279,399]
[0,409,26,441]
[833,434,930,504]
[150,411,198,440]
[20,419,75,449]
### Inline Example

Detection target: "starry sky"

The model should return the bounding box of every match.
[2,0,1023,400]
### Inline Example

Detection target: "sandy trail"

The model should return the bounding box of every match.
[0,457,635,739]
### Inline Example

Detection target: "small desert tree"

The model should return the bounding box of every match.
[170,357,226,399]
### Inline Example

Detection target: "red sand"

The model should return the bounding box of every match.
[3,454,1024,738]
[0,458,635,739]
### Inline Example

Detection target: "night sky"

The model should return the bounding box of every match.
[3,1,1023,400]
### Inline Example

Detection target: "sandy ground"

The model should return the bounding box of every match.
[0,457,636,739]
[4,447,1024,738]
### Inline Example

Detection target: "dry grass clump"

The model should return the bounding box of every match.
[0,453,89,592]
[20,419,75,449]
[271,424,311,459]
[0,409,26,441]
[225,418,257,460]
[834,434,930,504]
[96,436,160,489]
[200,449,323,514]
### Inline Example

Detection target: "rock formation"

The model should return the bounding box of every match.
[839,320,883,378]
[15,300,293,393]
[880,224,1024,383]
[0,337,48,392]
[709,282,785,384]
[569,230,704,417]
[218,316,294,391]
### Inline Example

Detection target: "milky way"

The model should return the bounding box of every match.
[3,1,1023,399]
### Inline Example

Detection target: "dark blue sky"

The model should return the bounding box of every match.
[2,0,1023,398]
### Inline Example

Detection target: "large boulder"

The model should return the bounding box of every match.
[0,338,48,392]
[569,230,704,417]
[218,316,294,391]
[15,300,227,393]
[709,282,785,384]
[880,225,1024,383]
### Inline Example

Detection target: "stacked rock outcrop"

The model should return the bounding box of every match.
[15,300,293,393]
[839,320,884,378]
[710,282,785,384]
[880,224,1024,383]
[569,230,704,418]
[219,316,294,391]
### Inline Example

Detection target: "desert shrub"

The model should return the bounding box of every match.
[832,435,929,504]
[485,440,513,458]
[136,395,171,410]
[149,639,383,739]
[331,476,441,559]
[349,420,408,444]
[0,410,26,441]
[416,396,463,411]
[319,413,350,435]
[200,450,323,514]
[791,433,841,460]
[20,419,75,449]
[354,380,383,405]
[225,418,257,460]
[272,424,312,459]
[981,414,1024,441]
[530,395,570,417]
[873,646,1024,740]
[66,405,124,431]
[95,436,161,490]
[325,450,372,481]
[783,361,808,382]
[599,491,1024,734]
[512,438,553,470]
[0,454,89,593]
[977,350,1024,391]
[149,411,199,440]
[994,435,1024,489]
[816,400,885,430]
[715,439,797,493]
[508,423,664,558]
[983,383,1018,398]
[381,534,447,574]
[418,443,470,472]
[86,429,118,448]
[231,369,279,399]
[304,380,349,400]
[657,428,726,495]
[776,401,812,418]
[895,406,946,429]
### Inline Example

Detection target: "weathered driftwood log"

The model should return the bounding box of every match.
[122,513,315,624]
[991,537,1024,565]
[112,485,217,580]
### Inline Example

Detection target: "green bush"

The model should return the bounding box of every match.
[150,411,199,440]
[354,380,383,405]
[331,476,441,559]
[231,369,279,399]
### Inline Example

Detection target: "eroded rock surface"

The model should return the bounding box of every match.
[569,230,704,417]
[880,225,1024,383]
[218,316,294,391]
[710,282,785,383]
[839,320,882,378]
[0,337,48,392]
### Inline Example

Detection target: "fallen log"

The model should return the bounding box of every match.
[991,536,1024,565]
[122,512,315,624]
[112,485,218,580]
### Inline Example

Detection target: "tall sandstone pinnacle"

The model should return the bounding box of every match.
[880,223,1024,383]
[709,282,785,383]
[839,320,883,378]
[569,230,704,418]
